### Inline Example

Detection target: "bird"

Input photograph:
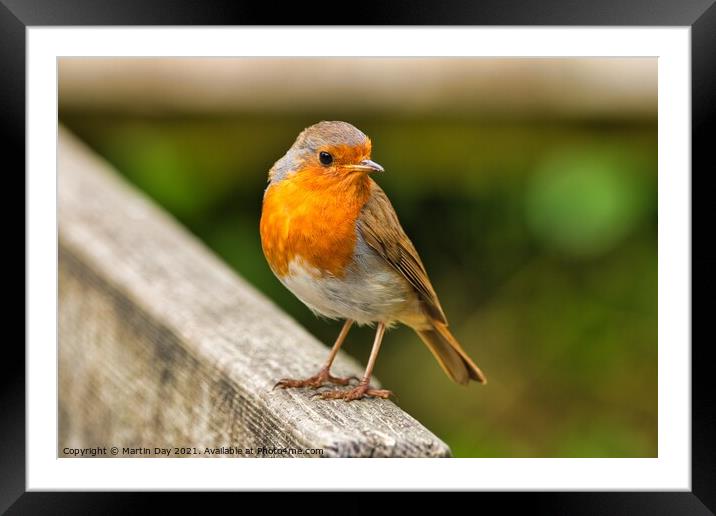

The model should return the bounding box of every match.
[260,121,486,401]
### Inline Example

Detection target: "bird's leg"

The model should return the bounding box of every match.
[274,320,358,390]
[319,322,394,401]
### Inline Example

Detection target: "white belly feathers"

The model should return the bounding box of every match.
[277,234,420,326]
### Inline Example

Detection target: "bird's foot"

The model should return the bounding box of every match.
[273,368,358,390]
[317,382,394,401]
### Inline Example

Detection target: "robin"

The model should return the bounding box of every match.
[260,121,486,401]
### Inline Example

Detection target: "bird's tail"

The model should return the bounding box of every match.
[415,322,486,385]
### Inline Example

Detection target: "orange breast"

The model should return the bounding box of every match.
[260,168,372,278]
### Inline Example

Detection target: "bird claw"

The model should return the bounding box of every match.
[273,369,358,391]
[318,384,394,401]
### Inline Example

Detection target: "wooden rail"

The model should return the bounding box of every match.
[58,126,451,458]
[58,58,657,118]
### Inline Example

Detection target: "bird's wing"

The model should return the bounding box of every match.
[357,180,448,324]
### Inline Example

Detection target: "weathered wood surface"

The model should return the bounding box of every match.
[58,127,451,458]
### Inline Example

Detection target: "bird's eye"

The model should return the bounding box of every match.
[319,151,333,166]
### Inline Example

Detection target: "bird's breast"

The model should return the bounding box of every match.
[260,172,372,279]
[260,174,424,325]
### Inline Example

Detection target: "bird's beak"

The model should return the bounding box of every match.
[346,159,385,174]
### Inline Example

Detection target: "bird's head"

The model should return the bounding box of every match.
[269,121,384,184]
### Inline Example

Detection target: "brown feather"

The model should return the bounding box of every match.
[358,181,447,324]
[417,323,487,384]
[358,179,487,385]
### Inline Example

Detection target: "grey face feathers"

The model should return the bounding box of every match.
[268,121,370,184]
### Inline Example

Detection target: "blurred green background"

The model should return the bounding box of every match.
[59,58,657,458]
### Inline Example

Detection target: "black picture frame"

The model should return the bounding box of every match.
[5,0,714,512]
